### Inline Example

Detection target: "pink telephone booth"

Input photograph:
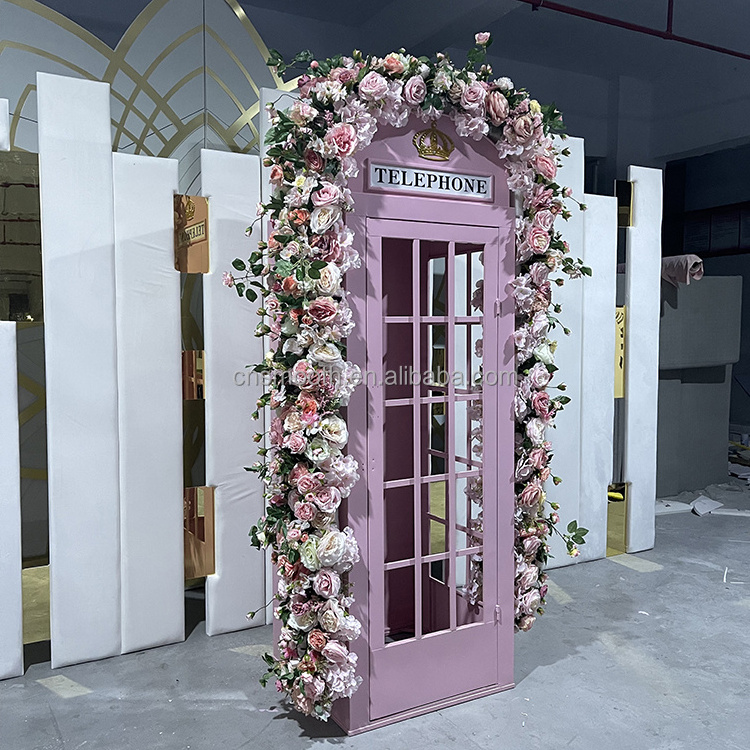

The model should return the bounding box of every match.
[334,116,516,733]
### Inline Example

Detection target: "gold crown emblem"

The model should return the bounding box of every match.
[185,197,196,220]
[413,121,455,162]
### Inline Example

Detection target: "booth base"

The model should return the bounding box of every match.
[334,680,515,735]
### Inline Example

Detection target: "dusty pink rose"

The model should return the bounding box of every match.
[304,149,324,172]
[282,276,300,296]
[403,75,427,105]
[534,209,555,232]
[283,432,307,454]
[523,535,542,556]
[308,629,328,652]
[289,463,308,483]
[311,183,342,206]
[520,588,541,614]
[515,458,534,482]
[291,359,316,389]
[301,673,325,701]
[539,466,551,482]
[291,686,313,715]
[460,81,487,114]
[294,501,317,522]
[534,154,557,180]
[289,100,317,125]
[358,71,388,101]
[297,471,324,495]
[383,54,405,74]
[324,122,357,157]
[312,485,342,513]
[518,480,544,508]
[308,296,338,324]
[475,31,491,45]
[321,639,349,665]
[270,417,283,447]
[486,90,509,125]
[528,225,551,254]
[313,568,342,599]
[297,394,319,425]
[529,447,548,470]
[331,66,357,84]
[531,391,551,419]
[512,114,536,143]
[529,262,549,288]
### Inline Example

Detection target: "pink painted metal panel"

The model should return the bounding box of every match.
[333,116,515,734]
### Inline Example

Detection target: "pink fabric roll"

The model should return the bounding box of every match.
[661,254,704,287]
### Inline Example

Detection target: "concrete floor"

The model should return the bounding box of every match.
[2,511,749,750]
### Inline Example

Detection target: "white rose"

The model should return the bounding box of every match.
[284,411,304,433]
[288,610,316,632]
[526,417,546,447]
[310,206,342,235]
[317,529,346,567]
[533,341,555,366]
[306,436,332,464]
[316,263,341,295]
[300,536,320,571]
[320,415,349,448]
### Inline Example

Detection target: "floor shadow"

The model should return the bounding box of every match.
[23,640,51,669]
[185,584,206,639]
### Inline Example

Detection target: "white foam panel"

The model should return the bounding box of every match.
[113,153,185,653]
[624,166,663,553]
[0,322,23,679]
[201,149,266,635]
[545,137,585,568]
[578,194,618,561]
[37,73,121,667]
[0,99,9,151]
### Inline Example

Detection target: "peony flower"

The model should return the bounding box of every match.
[310,205,342,235]
[403,75,427,105]
[308,342,343,365]
[308,629,328,652]
[294,500,317,522]
[358,71,389,101]
[324,122,358,157]
[313,568,342,598]
[319,599,344,633]
[306,436,332,464]
[317,529,346,567]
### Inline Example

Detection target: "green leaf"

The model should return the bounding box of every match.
[232,258,246,272]
[308,267,321,279]
[567,520,577,534]
[245,288,258,302]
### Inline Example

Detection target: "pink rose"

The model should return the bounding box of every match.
[403,75,427,105]
[515,458,534,482]
[291,359,317,389]
[297,471,324,495]
[520,588,541,614]
[308,296,338,324]
[518,480,543,508]
[383,54,405,75]
[304,149,324,172]
[331,67,357,84]
[528,363,552,390]
[519,564,539,590]
[297,394,319,425]
[289,463,308,483]
[282,276,300,296]
[324,122,357,157]
[512,114,536,143]
[529,447,548,470]
[358,71,388,101]
[283,432,307,454]
[486,90,509,126]
[534,154,557,180]
[533,209,555,232]
[301,673,325,701]
[311,183,342,207]
[289,100,316,126]
[312,485,342,513]
[321,639,349,665]
[313,568,342,599]
[529,262,549,288]
[531,391,551,419]
[528,225,551,254]
[294,501,317,522]
[523,535,542,556]
[475,31,491,45]
[517,614,535,631]
[269,164,284,185]
[539,466,551,482]
[460,81,487,114]
[270,417,283,447]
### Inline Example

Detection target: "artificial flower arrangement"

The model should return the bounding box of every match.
[225,32,590,721]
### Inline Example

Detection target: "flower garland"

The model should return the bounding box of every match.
[226,32,590,721]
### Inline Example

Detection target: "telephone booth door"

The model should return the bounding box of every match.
[365,216,514,721]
